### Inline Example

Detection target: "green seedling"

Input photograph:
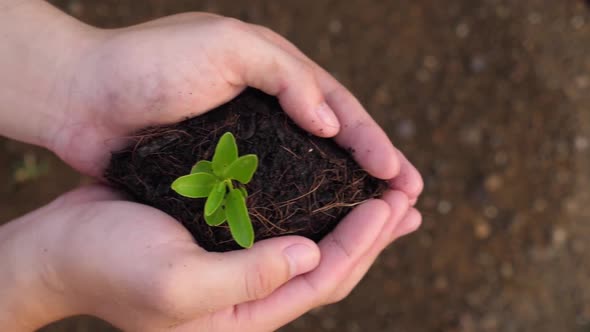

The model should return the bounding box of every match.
[171,132,258,248]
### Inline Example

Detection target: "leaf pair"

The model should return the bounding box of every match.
[170,132,258,248]
[211,132,258,184]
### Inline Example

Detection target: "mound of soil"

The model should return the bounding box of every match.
[105,89,386,252]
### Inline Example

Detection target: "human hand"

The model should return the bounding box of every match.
[0,7,425,331]
[42,13,422,203]
[0,185,419,331]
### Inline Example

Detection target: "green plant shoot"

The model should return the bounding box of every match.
[171,132,258,248]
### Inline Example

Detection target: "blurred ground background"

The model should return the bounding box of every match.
[0,0,588,331]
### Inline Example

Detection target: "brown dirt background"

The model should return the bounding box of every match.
[0,0,588,331]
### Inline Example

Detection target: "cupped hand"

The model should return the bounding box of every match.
[15,12,426,331]
[12,185,419,331]
[0,6,427,332]
[49,13,422,201]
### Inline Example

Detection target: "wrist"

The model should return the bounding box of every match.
[0,214,78,330]
[0,1,103,149]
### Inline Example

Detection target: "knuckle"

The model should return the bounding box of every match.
[256,25,279,39]
[294,59,313,77]
[326,288,352,305]
[217,17,250,34]
[244,262,275,300]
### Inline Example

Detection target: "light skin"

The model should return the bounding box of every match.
[0,1,423,331]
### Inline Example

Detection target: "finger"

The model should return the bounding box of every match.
[220,20,340,137]
[216,199,391,331]
[197,236,320,310]
[249,24,400,180]
[9,185,126,225]
[48,184,127,210]
[327,191,411,302]
[389,149,424,203]
[391,208,422,239]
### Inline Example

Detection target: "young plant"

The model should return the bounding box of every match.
[170,132,258,248]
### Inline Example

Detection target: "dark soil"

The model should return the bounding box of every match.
[105,89,386,252]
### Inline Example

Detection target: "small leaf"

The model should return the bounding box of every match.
[225,189,254,248]
[205,181,226,216]
[238,186,248,198]
[191,160,213,174]
[212,132,238,176]
[171,173,217,198]
[204,203,227,226]
[224,155,258,184]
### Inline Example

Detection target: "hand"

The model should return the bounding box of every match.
[45,13,422,202]
[0,185,420,332]
[0,7,425,331]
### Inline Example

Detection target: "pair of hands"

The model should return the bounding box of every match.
[0,5,423,332]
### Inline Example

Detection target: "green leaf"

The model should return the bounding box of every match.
[224,154,258,184]
[171,173,218,198]
[225,189,254,248]
[204,203,227,226]
[205,181,226,216]
[238,186,248,198]
[212,132,238,177]
[191,160,213,174]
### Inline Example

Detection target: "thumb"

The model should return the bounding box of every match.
[218,22,341,137]
[202,236,320,307]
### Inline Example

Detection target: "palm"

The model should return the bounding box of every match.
[60,14,248,176]
[51,187,238,329]
[57,13,424,202]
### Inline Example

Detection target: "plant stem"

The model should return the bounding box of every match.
[225,179,234,190]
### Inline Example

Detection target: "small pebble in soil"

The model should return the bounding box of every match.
[575,75,589,89]
[395,118,416,140]
[346,322,361,332]
[484,174,503,192]
[556,170,570,184]
[328,19,342,34]
[416,68,431,82]
[321,317,337,330]
[500,262,514,279]
[477,252,494,267]
[495,5,511,18]
[533,198,548,212]
[572,239,586,254]
[528,12,542,24]
[571,15,585,29]
[423,55,439,70]
[434,275,449,292]
[455,23,470,38]
[574,135,589,151]
[483,205,498,219]
[68,1,84,15]
[460,126,482,146]
[372,85,391,105]
[470,55,487,73]
[480,314,499,330]
[437,200,453,214]
[459,313,476,332]
[552,226,568,247]
[475,221,491,239]
[494,151,509,165]
[564,198,579,214]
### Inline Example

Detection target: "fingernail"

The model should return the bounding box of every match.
[316,102,340,128]
[283,244,319,277]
